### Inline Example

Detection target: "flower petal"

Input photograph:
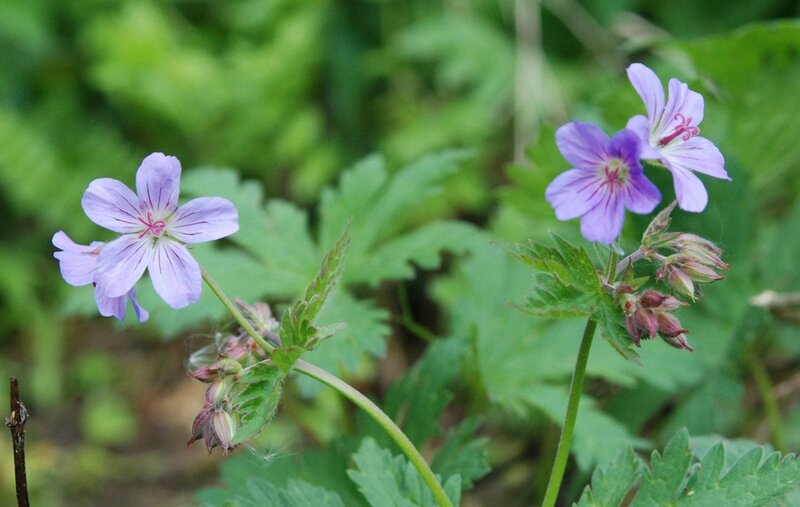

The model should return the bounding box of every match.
[623,173,662,215]
[662,136,729,180]
[669,166,708,213]
[627,63,665,127]
[95,287,127,322]
[169,197,239,243]
[82,178,144,233]
[625,115,661,159]
[128,288,150,323]
[149,240,201,309]
[663,78,704,129]
[135,153,181,217]
[52,231,101,286]
[545,168,606,220]
[580,194,625,245]
[555,121,610,169]
[95,235,154,298]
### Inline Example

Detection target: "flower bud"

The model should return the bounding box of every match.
[681,261,725,283]
[634,309,659,338]
[655,312,687,338]
[667,267,696,300]
[661,333,695,352]
[211,411,237,455]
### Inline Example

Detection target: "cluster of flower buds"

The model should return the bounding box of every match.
[187,380,238,455]
[654,233,729,300]
[186,300,278,454]
[621,289,694,351]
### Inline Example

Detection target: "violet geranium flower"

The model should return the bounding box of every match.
[546,122,661,244]
[81,153,239,309]
[626,63,731,212]
[52,231,149,322]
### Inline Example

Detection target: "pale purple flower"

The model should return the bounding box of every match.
[626,63,731,212]
[546,122,661,244]
[52,231,149,322]
[81,153,239,309]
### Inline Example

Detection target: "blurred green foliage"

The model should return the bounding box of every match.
[3,0,800,505]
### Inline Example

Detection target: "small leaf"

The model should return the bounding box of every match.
[347,438,461,507]
[233,478,345,507]
[231,363,285,445]
[575,447,641,507]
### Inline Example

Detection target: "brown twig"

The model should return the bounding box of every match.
[5,377,30,507]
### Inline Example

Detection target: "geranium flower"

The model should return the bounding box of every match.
[52,231,149,322]
[546,122,661,244]
[81,153,239,309]
[626,63,730,212]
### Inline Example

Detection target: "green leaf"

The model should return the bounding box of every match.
[632,429,694,507]
[575,447,641,507]
[232,363,285,445]
[596,293,639,361]
[230,478,345,507]
[432,240,645,469]
[431,417,490,489]
[383,337,464,445]
[347,438,461,507]
[513,233,602,318]
[279,225,351,351]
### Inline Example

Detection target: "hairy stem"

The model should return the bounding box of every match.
[541,250,617,507]
[615,248,644,278]
[294,359,453,507]
[200,268,275,354]
[201,269,453,507]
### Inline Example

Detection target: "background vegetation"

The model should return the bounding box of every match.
[2,0,800,505]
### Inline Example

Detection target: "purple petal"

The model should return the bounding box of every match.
[623,173,661,214]
[169,197,239,243]
[95,235,153,298]
[625,115,661,159]
[127,288,150,323]
[95,287,127,321]
[555,121,610,169]
[135,153,181,216]
[545,169,606,221]
[627,64,665,126]
[579,195,625,244]
[52,231,102,286]
[149,239,201,309]
[662,136,729,180]
[669,166,708,213]
[81,178,143,233]
[663,78,704,129]
[609,129,642,167]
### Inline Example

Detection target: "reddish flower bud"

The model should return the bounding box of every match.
[661,333,695,352]
[634,309,659,338]
[211,411,237,455]
[655,312,687,338]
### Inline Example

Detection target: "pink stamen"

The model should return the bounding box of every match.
[658,113,699,146]
[599,165,622,191]
[137,211,167,238]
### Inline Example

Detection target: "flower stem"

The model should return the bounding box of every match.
[540,249,617,507]
[200,268,453,507]
[540,317,598,507]
[200,267,274,354]
[294,359,454,507]
[747,350,785,451]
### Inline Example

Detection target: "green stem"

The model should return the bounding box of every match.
[540,249,617,507]
[200,267,274,354]
[294,359,453,507]
[540,317,598,507]
[200,268,453,507]
[747,351,785,451]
